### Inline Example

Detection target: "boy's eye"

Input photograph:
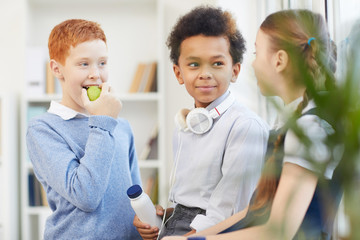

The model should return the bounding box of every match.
[99,61,107,66]
[80,62,89,67]
[189,62,199,67]
[213,62,224,66]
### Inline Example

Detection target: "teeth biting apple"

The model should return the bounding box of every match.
[85,86,101,101]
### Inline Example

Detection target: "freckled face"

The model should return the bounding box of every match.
[174,35,240,108]
[57,39,108,112]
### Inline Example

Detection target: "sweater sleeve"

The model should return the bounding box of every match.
[190,118,269,231]
[26,116,118,212]
[126,122,142,186]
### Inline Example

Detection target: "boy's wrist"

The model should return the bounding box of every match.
[88,115,118,133]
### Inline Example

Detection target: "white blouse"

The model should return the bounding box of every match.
[283,99,338,179]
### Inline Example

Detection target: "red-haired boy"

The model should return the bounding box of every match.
[26,19,142,239]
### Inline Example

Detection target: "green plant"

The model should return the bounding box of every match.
[285,31,360,239]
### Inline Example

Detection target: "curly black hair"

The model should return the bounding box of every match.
[166,6,246,65]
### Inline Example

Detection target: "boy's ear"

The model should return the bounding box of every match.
[49,59,64,80]
[173,64,184,85]
[231,63,241,83]
[274,50,289,73]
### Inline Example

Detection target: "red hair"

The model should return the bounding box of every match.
[48,19,106,65]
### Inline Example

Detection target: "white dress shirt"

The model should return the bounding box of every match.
[170,91,269,231]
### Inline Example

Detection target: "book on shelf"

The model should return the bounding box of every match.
[144,172,159,204]
[28,173,35,206]
[33,174,42,206]
[28,172,48,207]
[129,63,146,93]
[40,183,49,207]
[128,61,157,93]
[139,124,158,160]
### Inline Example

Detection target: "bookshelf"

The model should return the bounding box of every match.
[21,0,167,239]
[0,93,19,240]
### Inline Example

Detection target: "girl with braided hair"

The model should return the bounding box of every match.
[163,9,342,240]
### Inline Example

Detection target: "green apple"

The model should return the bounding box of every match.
[87,86,101,101]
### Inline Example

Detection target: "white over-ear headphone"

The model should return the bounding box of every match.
[175,93,235,134]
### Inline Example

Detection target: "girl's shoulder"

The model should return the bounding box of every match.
[297,108,334,137]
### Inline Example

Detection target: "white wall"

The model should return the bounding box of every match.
[329,0,360,42]
[0,0,26,97]
[217,0,283,123]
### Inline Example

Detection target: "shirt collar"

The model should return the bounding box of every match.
[302,99,316,113]
[205,91,230,111]
[274,96,303,129]
[47,101,89,120]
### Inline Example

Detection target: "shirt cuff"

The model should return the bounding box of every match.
[190,214,216,232]
[88,115,118,134]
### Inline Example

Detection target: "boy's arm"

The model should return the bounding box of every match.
[189,205,248,236]
[190,118,269,231]
[26,116,119,212]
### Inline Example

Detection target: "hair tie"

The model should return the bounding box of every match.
[307,37,316,46]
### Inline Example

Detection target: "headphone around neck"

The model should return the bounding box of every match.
[175,93,235,134]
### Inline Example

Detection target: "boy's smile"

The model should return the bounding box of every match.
[173,35,240,108]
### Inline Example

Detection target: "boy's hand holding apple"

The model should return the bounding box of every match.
[81,82,122,118]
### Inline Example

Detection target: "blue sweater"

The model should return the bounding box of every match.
[26,112,142,239]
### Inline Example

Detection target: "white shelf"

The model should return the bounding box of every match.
[138,160,161,168]
[0,93,19,240]
[120,92,161,101]
[25,94,62,103]
[26,206,52,216]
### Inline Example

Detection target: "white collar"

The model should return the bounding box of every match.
[274,96,303,129]
[302,99,316,113]
[205,91,230,111]
[47,101,89,120]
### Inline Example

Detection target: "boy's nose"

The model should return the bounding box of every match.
[199,70,212,80]
[88,67,100,80]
